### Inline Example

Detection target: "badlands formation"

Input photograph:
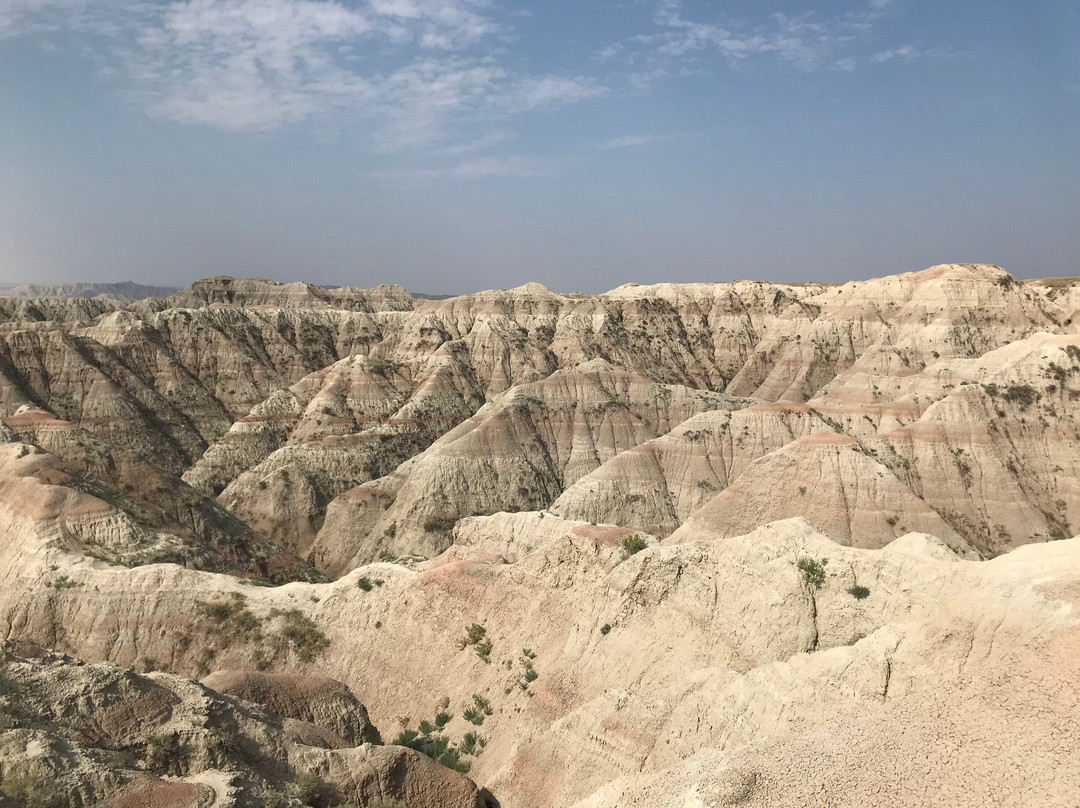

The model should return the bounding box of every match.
[0,263,1078,806]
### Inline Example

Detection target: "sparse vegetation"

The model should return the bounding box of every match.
[188,594,330,671]
[848,584,871,600]
[600,623,611,635]
[392,698,485,774]
[458,623,492,661]
[267,608,331,662]
[621,534,648,557]
[423,514,458,533]
[796,556,828,589]
[463,693,494,725]
[45,575,80,590]
[516,648,539,691]
[287,771,324,806]
[357,576,373,591]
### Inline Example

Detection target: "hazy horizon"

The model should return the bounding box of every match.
[2,0,1078,294]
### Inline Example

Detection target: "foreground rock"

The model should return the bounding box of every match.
[0,642,489,808]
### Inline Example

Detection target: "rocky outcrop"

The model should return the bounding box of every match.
[170,277,415,312]
[1,263,1079,807]
[201,670,381,747]
[0,281,177,300]
[310,360,753,572]
[0,642,487,808]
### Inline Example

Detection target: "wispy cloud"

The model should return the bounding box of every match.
[597,0,930,83]
[4,0,605,143]
[436,129,513,156]
[871,44,920,63]
[451,154,558,178]
[371,152,561,187]
[597,133,688,151]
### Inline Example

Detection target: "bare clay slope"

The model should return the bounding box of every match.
[1,264,1079,808]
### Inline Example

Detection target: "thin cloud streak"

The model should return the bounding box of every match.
[4,0,605,144]
[596,0,932,85]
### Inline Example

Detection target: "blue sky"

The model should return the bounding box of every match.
[1,0,1077,293]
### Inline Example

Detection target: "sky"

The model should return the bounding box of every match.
[0,0,1077,294]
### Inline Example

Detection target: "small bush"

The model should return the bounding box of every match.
[459,731,484,756]
[46,575,81,590]
[393,727,420,747]
[1003,384,1038,407]
[459,623,492,661]
[423,515,458,533]
[462,624,486,645]
[621,534,648,557]
[287,772,324,807]
[267,608,330,662]
[796,556,828,589]
[848,584,871,600]
[357,576,373,591]
[600,623,611,635]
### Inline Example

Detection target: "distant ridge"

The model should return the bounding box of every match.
[0,281,178,300]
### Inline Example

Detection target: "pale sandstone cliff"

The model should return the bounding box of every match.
[0,264,1078,807]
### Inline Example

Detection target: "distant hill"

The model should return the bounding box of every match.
[0,281,178,300]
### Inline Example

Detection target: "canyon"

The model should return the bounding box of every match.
[1,263,1079,807]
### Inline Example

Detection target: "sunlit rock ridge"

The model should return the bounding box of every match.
[0,263,1079,807]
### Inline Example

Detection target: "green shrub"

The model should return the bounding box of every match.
[459,623,486,647]
[393,728,420,747]
[195,593,263,649]
[621,534,648,557]
[848,584,871,600]
[357,576,373,591]
[267,608,330,663]
[796,556,828,589]
[458,623,493,661]
[600,623,611,635]
[287,772,324,807]
[45,575,81,590]
[423,515,458,533]
[459,731,485,757]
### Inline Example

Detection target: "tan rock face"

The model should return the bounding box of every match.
[0,642,486,808]
[1,264,1080,808]
[200,670,382,747]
